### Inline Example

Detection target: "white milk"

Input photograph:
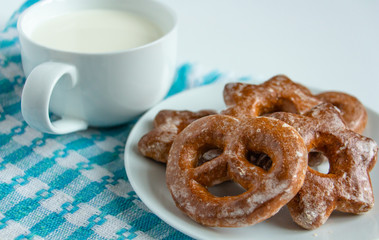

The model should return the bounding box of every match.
[30,9,162,53]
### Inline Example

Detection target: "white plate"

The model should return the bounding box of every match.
[124,82,379,240]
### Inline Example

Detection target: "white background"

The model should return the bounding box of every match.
[1,0,379,113]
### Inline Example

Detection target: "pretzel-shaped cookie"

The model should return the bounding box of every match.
[223,75,367,134]
[138,109,216,163]
[268,103,378,229]
[166,115,308,227]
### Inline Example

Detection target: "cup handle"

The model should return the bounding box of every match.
[21,62,88,134]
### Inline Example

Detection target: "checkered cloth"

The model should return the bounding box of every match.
[0,1,251,239]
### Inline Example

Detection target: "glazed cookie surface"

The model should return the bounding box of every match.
[166,115,308,227]
[268,103,378,229]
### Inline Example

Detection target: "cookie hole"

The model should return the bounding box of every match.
[197,146,223,167]
[261,98,298,115]
[308,151,330,174]
[207,181,246,197]
[246,151,272,171]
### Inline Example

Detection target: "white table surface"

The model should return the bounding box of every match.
[1,0,379,113]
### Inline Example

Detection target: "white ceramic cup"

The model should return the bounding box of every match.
[18,0,177,134]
